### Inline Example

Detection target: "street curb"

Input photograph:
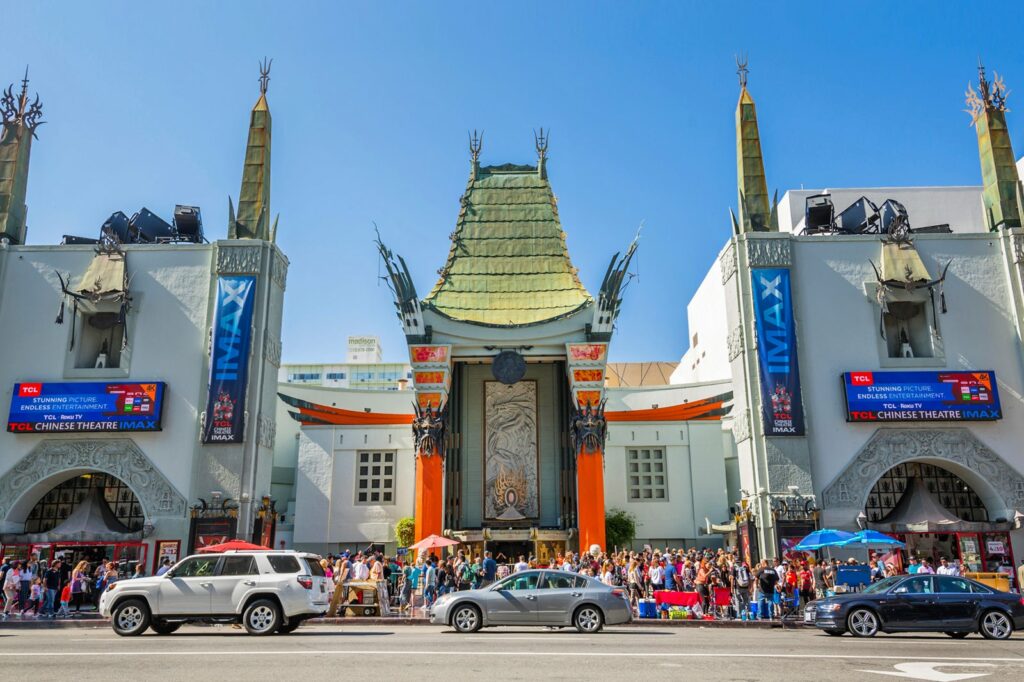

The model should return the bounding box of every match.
[0,615,806,630]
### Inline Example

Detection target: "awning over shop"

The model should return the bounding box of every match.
[2,487,141,545]
[869,477,1007,533]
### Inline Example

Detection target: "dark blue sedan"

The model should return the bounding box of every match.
[804,574,1024,639]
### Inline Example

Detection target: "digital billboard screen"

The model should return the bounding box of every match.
[842,371,1001,422]
[8,381,166,433]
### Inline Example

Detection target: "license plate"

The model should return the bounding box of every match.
[804,611,814,623]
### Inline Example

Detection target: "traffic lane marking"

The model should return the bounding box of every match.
[858,661,995,681]
[0,650,1021,662]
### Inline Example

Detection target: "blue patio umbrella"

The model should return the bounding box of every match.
[793,529,857,551]
[838,530,905,547]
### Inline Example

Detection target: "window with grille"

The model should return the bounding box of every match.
[25,473,144,533]
[864,462,988,522]
[626,448,668,501]
[356,451,396,504]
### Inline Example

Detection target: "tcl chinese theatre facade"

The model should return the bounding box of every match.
[283,135,733,558]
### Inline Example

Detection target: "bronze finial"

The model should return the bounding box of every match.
[965,60,1010,124]
[258,57,272,95]
[469,129,483,164]
[534,126,549,159]
[1,65,44,132]
[736,53,749,89]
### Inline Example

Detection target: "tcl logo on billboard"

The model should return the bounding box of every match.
[18,383,42,397]
[849,372,874,386]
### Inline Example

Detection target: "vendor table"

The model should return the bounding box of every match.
[653,590,700,607]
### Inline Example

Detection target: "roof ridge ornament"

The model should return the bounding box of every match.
[736,53,749,89]
[469,129,483,164]
[258,57,272,95]
[534,127,549,179]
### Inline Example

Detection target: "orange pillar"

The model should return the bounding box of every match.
[576,448,606,553]
[414,447,444,543]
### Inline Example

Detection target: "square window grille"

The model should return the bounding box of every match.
[355,451,397,505]
[626,448,668,502]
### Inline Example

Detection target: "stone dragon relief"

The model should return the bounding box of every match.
[719,243,738,285]
[271,250,289,290]
[264,336,282,367]
[485,381,538,521]
[731,408,751,443]
[216,245,263,274]
[822,428,1024,511]
[0,439,188,524]
[727,325,744,361]
[746,237,792,267]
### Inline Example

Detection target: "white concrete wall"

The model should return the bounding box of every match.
[292,423,415,553]
[0,244,213,500]
[786,233,1024,518]
[671,259,731,384]
[604,420,729,547]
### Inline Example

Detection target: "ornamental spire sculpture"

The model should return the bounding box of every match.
[966,60,1021,230]
[0,66,44,244]
[229,58,275,241]
[732,55,777,234]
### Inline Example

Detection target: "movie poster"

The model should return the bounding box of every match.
[751,268,805,436]
[202,275,256,443]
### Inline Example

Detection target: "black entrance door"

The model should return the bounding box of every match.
[490,541,532,565]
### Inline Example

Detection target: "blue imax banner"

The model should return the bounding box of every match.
[8,382,165,433]
[843,371,1002,422]
[202,275,256,443]
[752,268,805,436]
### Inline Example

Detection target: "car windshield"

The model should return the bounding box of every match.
[861,576,904,594]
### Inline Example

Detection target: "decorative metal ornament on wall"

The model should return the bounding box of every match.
[492,349,527,385]
[412,400,447,457]
[569,399,608,457]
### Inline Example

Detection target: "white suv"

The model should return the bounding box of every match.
[98,550,330,636]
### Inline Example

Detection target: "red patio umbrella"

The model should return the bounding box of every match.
[197,539,271,553]
[407,534,460,552]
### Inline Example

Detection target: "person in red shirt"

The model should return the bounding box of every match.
[797,563,814,608]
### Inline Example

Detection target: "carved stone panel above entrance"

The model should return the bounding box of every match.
[822,428,1024,513]
[0,439,188,526]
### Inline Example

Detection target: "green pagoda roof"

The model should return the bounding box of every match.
[423,162,592,326]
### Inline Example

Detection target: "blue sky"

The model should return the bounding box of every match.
[4,1,1023,363]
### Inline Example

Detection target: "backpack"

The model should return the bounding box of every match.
[736,565,751,587]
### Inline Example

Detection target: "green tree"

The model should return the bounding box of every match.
[605,508,638,550]
[394,517,415,548]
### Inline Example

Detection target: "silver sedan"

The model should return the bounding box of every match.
[428,569,632,633]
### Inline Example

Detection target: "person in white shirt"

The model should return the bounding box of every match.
[513,555,529,573]
[936,557,959,576]
[352,557,369,581]
[647,562,664,590]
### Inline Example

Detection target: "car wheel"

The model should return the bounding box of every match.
[824,629,844,636]
[573,605,604,634]
[149,619,182,635]
[847,608,879,638]
[243,599,282,636]
[980,610,1013,640]
[111,599,151,637]
[276,620,301,634]
[451,604,482,633]
[944,631,969,639]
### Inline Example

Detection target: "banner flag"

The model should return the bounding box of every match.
[751,268,805,436]
[202,275,256,443]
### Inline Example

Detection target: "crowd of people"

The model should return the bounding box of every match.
[1,554,143,619]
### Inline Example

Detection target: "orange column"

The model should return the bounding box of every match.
[414,447,444,543]
[576,448,606,553]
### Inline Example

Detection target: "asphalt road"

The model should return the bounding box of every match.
[1,624,1023,681]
